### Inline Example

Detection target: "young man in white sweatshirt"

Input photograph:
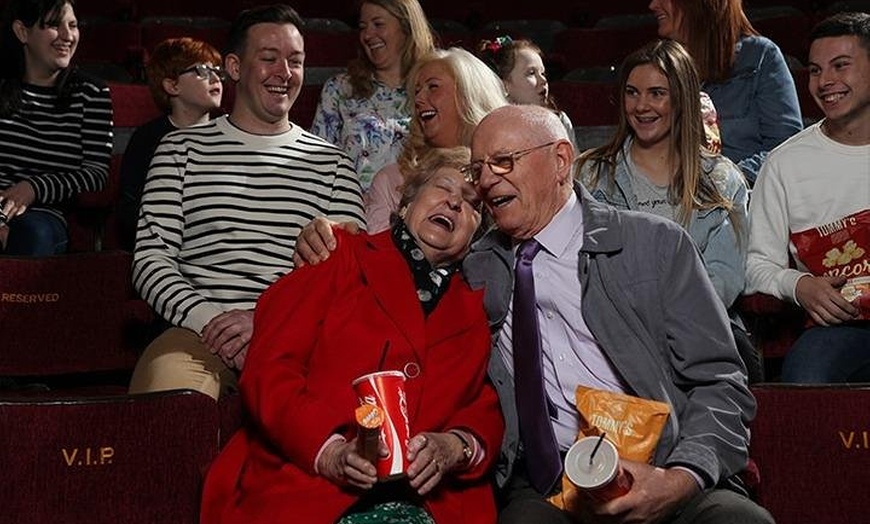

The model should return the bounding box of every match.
[746,11,870,383]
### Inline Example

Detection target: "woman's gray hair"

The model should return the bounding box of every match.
[398,146,472,210]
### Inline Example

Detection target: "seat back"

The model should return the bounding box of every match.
[553,26,659,71]
[0,390,219,524]
[550,80,619,127]
[0,251,146,376]
[750,385,870,523]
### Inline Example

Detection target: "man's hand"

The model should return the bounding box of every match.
[201,309,254,369]
[795,274,859,326]
[292,218,360,268]
[570,461,699,524]
[0,181,37,220]
[317,437,379,490]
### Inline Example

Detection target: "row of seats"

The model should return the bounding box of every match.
[24,0,867,28]
[74,3,859,88]
[1,374,866,522]
[0,252,861,524]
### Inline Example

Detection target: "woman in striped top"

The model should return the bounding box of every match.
[0,0,112,256]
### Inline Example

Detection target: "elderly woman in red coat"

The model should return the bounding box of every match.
[201,146,504,524]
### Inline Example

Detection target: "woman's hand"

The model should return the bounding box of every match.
[317,437,379,490]
[0,181,37,220]
[406,432,467,495]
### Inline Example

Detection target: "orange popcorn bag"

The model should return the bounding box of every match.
[549,386,670,510]
[791,209,870,320]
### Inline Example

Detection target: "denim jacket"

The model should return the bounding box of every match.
[578,141,749,310]
[704,35,802,185]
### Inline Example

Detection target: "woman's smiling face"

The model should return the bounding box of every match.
[16,1,79,84]
[624,63,673,148]
[403,167,481,266]
[413,61,463,148]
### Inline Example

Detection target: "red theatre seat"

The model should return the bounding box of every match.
[0,251,149,378]
[549,81,619,127]
[108,82,163,131]
[68,83,163,251]
[0,390,220,523]
[750,385,870,524]
[290,84,323,130]
[737,292,807,362]
[303,31,359,67]
[553,26,659,71]
[139,17,231,59]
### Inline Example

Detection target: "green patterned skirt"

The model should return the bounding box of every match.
[337,501,435,524]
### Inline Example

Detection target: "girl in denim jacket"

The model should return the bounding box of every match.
[576,39,762,383]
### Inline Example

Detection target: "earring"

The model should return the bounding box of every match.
[398,206,408,219]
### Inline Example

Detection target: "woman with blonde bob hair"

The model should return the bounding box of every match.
[577,39,763,383]
[311,0,435,189]
[365,47,508,233]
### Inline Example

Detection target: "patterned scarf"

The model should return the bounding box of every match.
[391,220,460,316]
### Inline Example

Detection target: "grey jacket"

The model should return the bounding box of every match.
[463,183,754,489]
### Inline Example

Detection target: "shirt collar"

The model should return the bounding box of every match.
[535,191,583,258]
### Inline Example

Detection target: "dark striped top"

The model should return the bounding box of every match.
[133,116,366,333]
[0,73,113,220]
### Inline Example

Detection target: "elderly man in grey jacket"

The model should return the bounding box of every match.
[460,105,772,524]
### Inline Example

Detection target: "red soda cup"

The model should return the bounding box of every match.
[352,371,410,480]
[564,435,633,502]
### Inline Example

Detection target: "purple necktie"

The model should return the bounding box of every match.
[512,239,561,494]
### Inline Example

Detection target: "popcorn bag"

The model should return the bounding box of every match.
[791,209,870,320]
[548,386,670,511]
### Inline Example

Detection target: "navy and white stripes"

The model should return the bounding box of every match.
[133,116,365,333]
[0,75,113,217]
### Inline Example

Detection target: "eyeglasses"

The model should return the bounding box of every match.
[461,141,560,185]
[179,63,224,81]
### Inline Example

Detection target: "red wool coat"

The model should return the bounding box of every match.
[201,230,504,524]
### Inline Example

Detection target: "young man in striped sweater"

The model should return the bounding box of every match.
[129,4,366,400]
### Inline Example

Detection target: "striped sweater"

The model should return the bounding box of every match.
[0,73,113,220]
[133,116,366,334]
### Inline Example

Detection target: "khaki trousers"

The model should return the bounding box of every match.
[128,327,238,400]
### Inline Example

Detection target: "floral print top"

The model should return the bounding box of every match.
[311,73,410,190]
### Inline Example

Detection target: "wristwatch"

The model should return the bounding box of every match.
[450,429,473,464]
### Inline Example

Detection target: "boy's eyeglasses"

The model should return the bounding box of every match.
[460,141,560,185]
[179,63,224,81]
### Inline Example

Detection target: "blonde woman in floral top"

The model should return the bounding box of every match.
[311,0,434,190]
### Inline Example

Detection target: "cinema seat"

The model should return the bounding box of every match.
[0,251,150,382]
[68,83,163,252]
[750,385,870,524]
[549,81,619,127]
[0,390,220,523]
[552,25,659,71]
[139,16,231,61]
[303,31,358,67]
